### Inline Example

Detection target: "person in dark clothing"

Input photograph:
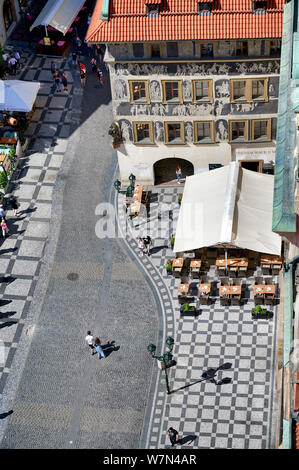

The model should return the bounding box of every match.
[50,61,56,77]
[9,195,20,216]
[61,72,68,92]
[167,427,179,447]
[71,51,78,69]
[96,67,103,87]
[143,235,152,256]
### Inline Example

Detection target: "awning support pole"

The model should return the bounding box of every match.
[45,25,48,37]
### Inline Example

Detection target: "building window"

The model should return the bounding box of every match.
[252,79,266,100]
[149,43,161,58]
[3,0,15,31]
[192,80,213,103]
[167,42,178,58]
[230,78,268,102]
[164,122,185,144]
[133,43,144,58]
[235,41,248,56]
[146,4,160,17]
[251,119,271,141]
[133,122,154,143]
[197,2,212,15]
[129,81,150,103]
[231,80,246,101]
[200,43,213,58]
[194,121,214,143]
[253,1,267,13]
[229,120,248,142]
[162,81,183,104]
[269,40,281,56]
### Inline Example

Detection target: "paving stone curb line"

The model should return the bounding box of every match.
[0,51,83,445]
[112,190,171,449]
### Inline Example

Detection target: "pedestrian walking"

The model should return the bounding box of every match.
[96,67,103,87]
[90,57,97,75]
[14,50,21,69]
[9,195,20,216]
[2,52,8,63]
[94,337,105,359]
[0,205,6,222]
[176,166,182,184]
[143,235,152,256]
[167,427,179,447]
[53,72,62,92]
[137,237,145,254]
[71,51,78,69]
[1,218,9,237]
[50,61,57,77]
[76,36,82,53]
[80,67,86,88]
[8,56,17,75]
[61,72,68,92]
[96,45,103,63]
[85,330,95,355]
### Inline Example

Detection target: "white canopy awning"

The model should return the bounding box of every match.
[30,0,86,35]
[173,162,281,255]
[0,80,40,113]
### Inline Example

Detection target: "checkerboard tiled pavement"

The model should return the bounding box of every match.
[116,186,279,449]
[0,47,82,396]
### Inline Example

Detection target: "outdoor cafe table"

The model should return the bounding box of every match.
[190,259,202,269]
[172,258,184,269]
[199,282,211,295]
[178,283,190,294]
[260,254,282,266]
[219,285,241,297]
[216,257,248,267]
[253,284,276,296]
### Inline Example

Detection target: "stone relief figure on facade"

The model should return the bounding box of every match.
[114,79,127,100]
[215,81,230,98]
[155,122,164,141]
[234,102,257,113]
[130,104,149,116]
[120,120,132,141]
[151,103,168,116]
[149,81,161,101]
[214,99,230,116]
[173,104,189,116]
[183,81,192,101]
[185,122,193,142]
[216,120,228,141]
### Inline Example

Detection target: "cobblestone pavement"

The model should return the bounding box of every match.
[0,47,78,398]
[116,187,279,449]
[0,43,158,449]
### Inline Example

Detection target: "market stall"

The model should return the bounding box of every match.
[0,80,40,197]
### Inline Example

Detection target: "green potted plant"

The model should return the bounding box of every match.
[165,260,172,274]
[251,304,268,317]
[170,234,175,248]
[177,194,182,205]
[180,302,196,316]
[0,170,8,192]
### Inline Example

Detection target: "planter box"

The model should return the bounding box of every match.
[180,308,196,317]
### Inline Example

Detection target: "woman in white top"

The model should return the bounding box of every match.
[85,330,95,355]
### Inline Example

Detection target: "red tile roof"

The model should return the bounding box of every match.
[86,0,284,43]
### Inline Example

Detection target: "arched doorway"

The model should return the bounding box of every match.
[3,0,16,32]
[154,158,194,185]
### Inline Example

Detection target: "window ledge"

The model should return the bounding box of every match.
[165,141,186,145]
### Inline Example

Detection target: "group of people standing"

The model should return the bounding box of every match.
[2,50,21,76]
[137,235,152,256]
[51,62,68,93]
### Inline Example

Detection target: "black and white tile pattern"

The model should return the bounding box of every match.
[116,186,279,449]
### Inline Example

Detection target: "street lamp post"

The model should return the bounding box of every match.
[129,173,136,186]
[113,179,121,192]
[147,336,174,395]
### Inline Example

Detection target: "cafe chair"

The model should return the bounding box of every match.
[199,294,209,305]
[272,264,281,275]
[191,269,200,279]
[220,296,230,306]
[254,276,264,285]
[238,266,247,276]
[254,295,264,305]
[232,278,242,286]
[178,295,188,305]
[217,266,226,275]
[220,277,229,286]
[173,269,182,278]
[231,296,241,306]
[264,277,273,285]
[264,296,274,305]
[261,264,271,275]
[229,266,238,277]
